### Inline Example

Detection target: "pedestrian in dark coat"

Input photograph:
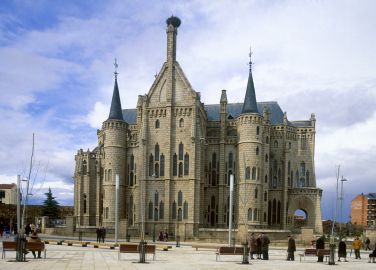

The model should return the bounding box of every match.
[338,239,348,262]
[256,234,262,259]
[261,232,270,260]
[316,235,325,262]
[248,233,257,259]
[25,224,32,236]
[96,228,101,242]
[101,227,106,243]
[287,235,296,261]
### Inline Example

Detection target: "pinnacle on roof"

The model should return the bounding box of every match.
[108,59,124,121]
[241,47,259,114]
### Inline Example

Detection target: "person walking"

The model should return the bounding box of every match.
[316,235,325,262]
[101,227,106,243]
[338,239,348,262]
[287,235,296,261]
[256,234,262,259]
[25,223,32,236]
[352,236,362,259]
[96,227,101,242]
[28,231,42,259]
[368,244,376,263]
[248,233,257,259]
[260,232,270,260]
[365,237,371,250]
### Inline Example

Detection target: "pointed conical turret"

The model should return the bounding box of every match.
[241,48,258,114]
[108,64,124,121]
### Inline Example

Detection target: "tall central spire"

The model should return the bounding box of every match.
[166,15,181,63]
[241,47,259,114]
[108,58,124,121]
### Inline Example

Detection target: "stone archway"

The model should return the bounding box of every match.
[293,209,308,228]
[287,195,315,230]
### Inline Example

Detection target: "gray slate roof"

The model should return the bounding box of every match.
[108,78,124,121]
[122,101,288,125]
[241,70,259,114]
[366,193,376,199]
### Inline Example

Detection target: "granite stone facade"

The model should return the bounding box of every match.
[73,16,323,240]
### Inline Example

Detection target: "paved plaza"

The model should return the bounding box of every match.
[1,238,374,270]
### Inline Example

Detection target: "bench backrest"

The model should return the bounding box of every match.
[2,241,17,250]
[119,244,138,252]
[317,249,330,256]
[145,245,156,253]
[26,242,45,251]
[219,246,243,254]
[304,248,317,255]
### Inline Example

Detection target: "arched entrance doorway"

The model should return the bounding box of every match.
[294,209,307,228]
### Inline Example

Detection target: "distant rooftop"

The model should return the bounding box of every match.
[0,183,16,189]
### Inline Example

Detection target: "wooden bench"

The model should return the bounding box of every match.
[118,243,156,261]
[192,244,220,251]
[2,241,17,259]
[299,248,317,262]
[216,246,243,261]
[26,242,46,259]
[91,242,117,249]
[44,239,64,245]
[66,240,91,247]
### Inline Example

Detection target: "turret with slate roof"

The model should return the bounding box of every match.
[108,59,124,121]
[241,48,259,114]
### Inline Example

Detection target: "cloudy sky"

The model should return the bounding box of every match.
[0,0,375,221]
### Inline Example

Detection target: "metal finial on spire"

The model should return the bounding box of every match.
[114,58,119,79]
[249,46,253,70]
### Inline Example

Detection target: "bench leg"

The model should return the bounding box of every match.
[2,250,4,259]
[44,249,46,259]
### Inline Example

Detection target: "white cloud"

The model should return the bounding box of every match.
[87,101,109,129]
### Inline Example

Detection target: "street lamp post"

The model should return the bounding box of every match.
[339,177,348,237]
[228,174,234,247]
[329,166,340,265]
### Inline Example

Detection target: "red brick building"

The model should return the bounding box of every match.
[351,193,376,226]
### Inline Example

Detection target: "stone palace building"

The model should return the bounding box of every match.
[73,16,323,240]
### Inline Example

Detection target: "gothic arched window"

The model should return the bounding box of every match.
[178,162,183,177]
[255,188,258,199]
[178,191,183,206]
[252,167,256,180]
[256,126,260,135]
[274,140,278,148]
[155,119,160,129]
[83,194,87,214]
[248,208,253,221]
[300,162,306,176]
[178,208,182,221]
[149,154,154,176]
[256,147,259,155]
[130,154,134,170]
[155,144,159,161]
[173,154,177,176]
[179,142,184,160]
[212,153,217,168]
[184,153,189,175]
[245,167,251,180]
[148,201,153,220]
[229,152,233,169]
[265,154,268,162]
[179,118,184,128]
[159,201,164,219]
[183,201,188,220]
[82,160,87,175]
[160,154,165,176]
[172,201,177,219]
[306,170,310,186]
[154,163,159,177]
